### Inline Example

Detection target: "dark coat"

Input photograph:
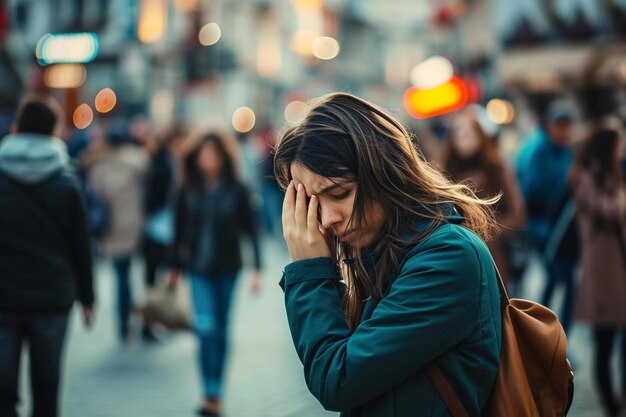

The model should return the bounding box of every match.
[172,179,261,275]
[144,146,175,217]
[0,166,94,312]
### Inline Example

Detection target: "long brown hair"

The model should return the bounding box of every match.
[273,93,499,330]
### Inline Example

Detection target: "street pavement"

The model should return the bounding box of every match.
[17,237,609,416]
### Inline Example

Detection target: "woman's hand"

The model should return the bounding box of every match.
[282,182,332,261]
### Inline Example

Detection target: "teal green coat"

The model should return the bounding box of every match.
[279,214,502,417]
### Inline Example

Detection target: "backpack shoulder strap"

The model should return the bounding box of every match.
[425,363,470,417]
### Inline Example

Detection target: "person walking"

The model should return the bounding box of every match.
[440,111,525,285]
[85,117,149,341]
[0,94,94,417]
[169,132,262,416]
[515,99,578,333]
[572,125,626,417]
[274,93,501,417]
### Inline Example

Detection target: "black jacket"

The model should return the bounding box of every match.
[0,134,94,312]
[172,179,261,275]
[144,146,174,217]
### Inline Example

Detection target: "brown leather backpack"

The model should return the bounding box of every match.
[426,263,574,417]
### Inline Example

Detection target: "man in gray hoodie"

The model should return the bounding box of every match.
[0,93,94,417]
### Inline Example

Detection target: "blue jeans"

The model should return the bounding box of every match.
[541,258,577,335]
[188,271,238,399]
[0,312,69,417]
[113,257,132,338]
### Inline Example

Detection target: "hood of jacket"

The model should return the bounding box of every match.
[0,133,69,184]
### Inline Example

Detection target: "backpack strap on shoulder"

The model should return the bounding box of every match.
[425,363,470,417]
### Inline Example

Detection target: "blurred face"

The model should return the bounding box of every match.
[197,142,223,179]
[547,121,573,147]
[451,118,482,159]
[290,163,385,248]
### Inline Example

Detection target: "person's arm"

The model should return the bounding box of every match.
[69,181,95,324]
[168,190,188,270]
[238,185,261,271]
[144,151,169,215]
[280,232,482,412]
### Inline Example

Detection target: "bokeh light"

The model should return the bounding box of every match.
[137,0,167,44]
[312,36,340,60]
[290,31,318,56]
[43,64,86,89]
[36,33,98,65]
[404,77,468,119]
[284,100,309,123]
[232,107,256,133]
[410,56,454,90]
[95,88,117,113]
[199,23,221,46]
[290,0,323,11]
[486,99,515,125]
[73,104,94,130]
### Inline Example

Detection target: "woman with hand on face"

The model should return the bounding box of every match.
[440,111,525,286]
[169,132,262,417]
[274,93,502,417]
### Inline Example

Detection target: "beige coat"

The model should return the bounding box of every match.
[575,171,626,326]
[88,144,149,257]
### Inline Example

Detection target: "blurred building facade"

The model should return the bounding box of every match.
[0,0,625,141]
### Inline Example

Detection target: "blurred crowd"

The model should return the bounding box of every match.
[1,92,626,417]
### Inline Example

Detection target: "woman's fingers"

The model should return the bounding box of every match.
[294,183,307,231]
[307,194,319,231]
[282,181,295,228]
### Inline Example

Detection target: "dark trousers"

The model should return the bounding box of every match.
[541,258,577,335]
[0,312,69,417]
[594,327,626,417]
[113,257,132,338]
[143,238,167,288]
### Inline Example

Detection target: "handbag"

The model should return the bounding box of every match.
[138,279,192,331]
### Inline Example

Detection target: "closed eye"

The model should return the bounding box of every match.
[330,190,351,200]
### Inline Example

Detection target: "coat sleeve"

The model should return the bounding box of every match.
[169,190,188,269]
[280,231,482,412]
[69,181,95,307]
[237,185,261,270]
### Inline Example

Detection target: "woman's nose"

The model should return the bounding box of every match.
[319,205,342,231]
